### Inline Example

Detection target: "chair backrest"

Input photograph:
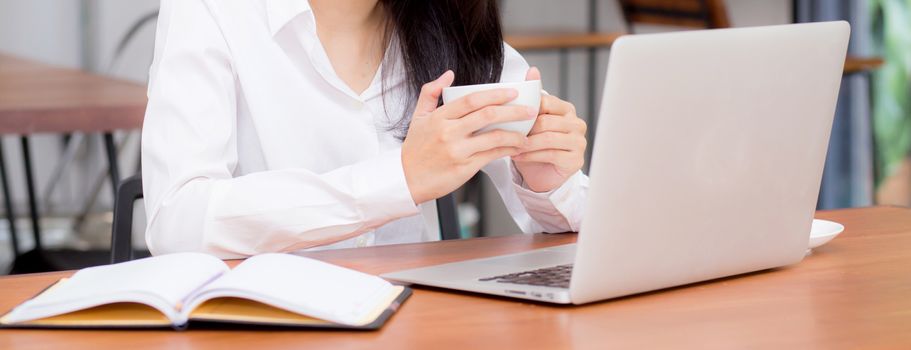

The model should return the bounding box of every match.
[110,175,144,263]
[110,177,462,263]
[618,0,730,31]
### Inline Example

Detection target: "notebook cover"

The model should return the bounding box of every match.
[0,279,184,330]
[187,286,412,330]
[0,279,411,331]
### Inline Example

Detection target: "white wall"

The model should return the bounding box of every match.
[85,0,160,79]
[0,0,83,68]
[728,0,791,26]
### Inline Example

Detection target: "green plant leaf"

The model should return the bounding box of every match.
[871,0,911,185]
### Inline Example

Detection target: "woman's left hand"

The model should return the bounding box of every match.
[512,67,587,193]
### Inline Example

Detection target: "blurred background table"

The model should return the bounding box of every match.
[0,53,146,273]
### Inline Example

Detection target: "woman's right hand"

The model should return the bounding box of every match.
[402,71,536,204]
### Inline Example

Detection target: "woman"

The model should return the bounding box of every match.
[142,0,589,258]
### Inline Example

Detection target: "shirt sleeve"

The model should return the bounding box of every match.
[141,0,419,259]
[478,44,590,234]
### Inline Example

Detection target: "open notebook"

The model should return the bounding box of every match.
[0,253,410,330]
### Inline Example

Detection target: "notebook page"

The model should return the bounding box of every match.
[183,253,394,326]
[1,252,228,324]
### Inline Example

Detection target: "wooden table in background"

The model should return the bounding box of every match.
[0,54,146,134]
[0,206,908,348]
[505,32,884,75]
[0,53,147,272]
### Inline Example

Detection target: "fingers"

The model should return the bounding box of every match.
[528,114,587,135]
[513,130,586,170]
[540,94,575,117]
[436,88,518,120]
[414,71,455,116]
[526,66,542,81]
[459,105,536,134]
[512,150,582,170]
[469,146,522,169]
[463,130,528,156]
[519,131,585,153]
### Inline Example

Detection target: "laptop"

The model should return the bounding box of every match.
[381,22,850,304]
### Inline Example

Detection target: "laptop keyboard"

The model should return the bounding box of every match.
[478,264,573,288]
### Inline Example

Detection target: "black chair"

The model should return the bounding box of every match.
[109,175,146,264]
[110,176,462,263]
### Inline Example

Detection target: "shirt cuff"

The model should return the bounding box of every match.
[510,162,585,232]
[352,148,421,226]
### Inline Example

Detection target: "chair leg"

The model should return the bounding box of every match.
[10,137,56,274]
[585,0,599,169]
[73,133,125,232]
[103,132,120,199]
[436,193,461,241]
[0,140,20,257]
[40,133,86,213]
[559,48,569,99]
[20,136,42,251]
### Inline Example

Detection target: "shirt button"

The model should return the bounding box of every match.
[355,234,368,247]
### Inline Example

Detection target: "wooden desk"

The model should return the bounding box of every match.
[0,53,147,272]
[0,206,909,348]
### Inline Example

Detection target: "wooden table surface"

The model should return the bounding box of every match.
[0,206,909,349]
[0,54,147,134]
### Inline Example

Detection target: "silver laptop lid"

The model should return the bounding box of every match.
[570,22,849,303]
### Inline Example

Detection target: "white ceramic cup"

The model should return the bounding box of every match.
[442,80,542,135]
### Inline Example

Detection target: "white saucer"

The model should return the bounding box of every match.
[809,219,845,249]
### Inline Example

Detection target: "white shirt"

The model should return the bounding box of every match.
[142,0,589,259]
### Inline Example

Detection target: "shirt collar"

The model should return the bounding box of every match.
[265,0,313,36]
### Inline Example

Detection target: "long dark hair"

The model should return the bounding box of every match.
[380,0,505,136]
